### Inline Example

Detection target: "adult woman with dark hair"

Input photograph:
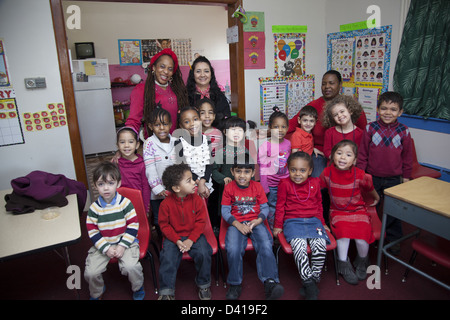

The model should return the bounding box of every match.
[126,48,189,138]
[287,70,367,176]
[186,56,231,126]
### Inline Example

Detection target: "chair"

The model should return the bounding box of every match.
[114,187,159,294]
[275,229,339,285]
[219,217,273,251]
[218,217,273,287]
[179,198,225,287]
[402,234,450,289]
[411,138,441,179]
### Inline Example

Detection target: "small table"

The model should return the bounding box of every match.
[377,177,450,290]
[0,189,81,264]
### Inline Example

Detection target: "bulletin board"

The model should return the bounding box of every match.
[259,75,315,126]
[327,25,392,122]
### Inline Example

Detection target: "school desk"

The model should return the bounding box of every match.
[376,177,450,290]
[0,189,81,264]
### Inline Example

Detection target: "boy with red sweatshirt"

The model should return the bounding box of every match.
[357,91,412,254]
[158,163,212,300]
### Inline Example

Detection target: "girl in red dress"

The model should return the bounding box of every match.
[319,140,379,285]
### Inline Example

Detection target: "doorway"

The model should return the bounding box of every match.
[50,0,245,188]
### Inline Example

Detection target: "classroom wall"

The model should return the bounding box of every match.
[63,1,230,69]
[0,0,77,190]
[243,0,449,169]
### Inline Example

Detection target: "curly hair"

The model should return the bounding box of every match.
[143,54,189,131]
[322,95,362,128]
[162,163,191,192]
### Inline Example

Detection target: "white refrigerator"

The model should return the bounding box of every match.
[72,58,117,156]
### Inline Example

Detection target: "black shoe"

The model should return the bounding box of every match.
[353,255,370,281]
[300,279,319,300]
[337,258,359,285]
[264,279,284,300]
[226,285,242,300]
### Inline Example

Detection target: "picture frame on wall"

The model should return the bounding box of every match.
[118,39,142,66]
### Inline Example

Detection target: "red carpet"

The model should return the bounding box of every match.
[1,212,449,302]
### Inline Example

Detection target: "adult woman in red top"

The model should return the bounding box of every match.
[125,49,189,138]
[287,70,367,177]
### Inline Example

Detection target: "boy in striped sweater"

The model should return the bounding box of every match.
[84,162,145,300]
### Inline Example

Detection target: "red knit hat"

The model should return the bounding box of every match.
[149,48,179,73]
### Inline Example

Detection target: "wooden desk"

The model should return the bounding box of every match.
[377,177,450,290]
[0,189,81,262]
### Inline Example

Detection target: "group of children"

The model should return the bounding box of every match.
[84,90,412,300]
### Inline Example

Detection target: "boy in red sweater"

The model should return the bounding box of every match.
[158,163,212,300]
[357,91,412,255]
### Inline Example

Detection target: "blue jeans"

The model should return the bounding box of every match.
[267,187,278,230]
[158,235,212,296]
[312,153,327,178]
[225,222,279,285]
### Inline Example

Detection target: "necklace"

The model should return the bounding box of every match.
[292,179,311,202]
[340,124,355,141]
[329,166,356,210]
[155,80,168,88]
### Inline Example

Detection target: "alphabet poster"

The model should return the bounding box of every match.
[274,33,305,77]
[259,75,315,126]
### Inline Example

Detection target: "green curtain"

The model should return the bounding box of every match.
[393,0,450,120]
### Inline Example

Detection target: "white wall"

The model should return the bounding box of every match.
[243,0,328,127]
[63,1,229,63]
[0,0,76,190]
[243,0,449,169]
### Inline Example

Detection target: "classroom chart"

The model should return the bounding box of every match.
[259,76,315,126]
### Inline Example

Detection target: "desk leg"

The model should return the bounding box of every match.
[62,246,80,300]
[377,213,387,268]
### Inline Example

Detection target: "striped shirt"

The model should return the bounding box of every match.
[86,193,139,254]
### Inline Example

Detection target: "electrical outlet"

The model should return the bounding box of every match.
[25,77,46,89]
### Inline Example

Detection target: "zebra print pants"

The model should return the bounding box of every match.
[290,238,327,282]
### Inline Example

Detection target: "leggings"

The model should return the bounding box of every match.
[290,238,327,282]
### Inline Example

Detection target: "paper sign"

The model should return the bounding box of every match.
[272,25,308,33]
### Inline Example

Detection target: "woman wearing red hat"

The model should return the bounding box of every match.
[126,49,189,137]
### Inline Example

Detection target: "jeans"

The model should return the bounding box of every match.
[311,153,327,178]
[150,199,163,226]
[158,235,212,296]
[372,175,403,242]
[266,186,278,230]
[225,222,279,285]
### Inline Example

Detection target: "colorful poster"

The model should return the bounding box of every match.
[259,76,315,126]
[327,25,392,97]
[357,87,380,123]
[244,32,265,69]
[331,38,355,81]
[0,89,24,146]
[243,11,265,32]
[274,33,305,77]
[118,39,142,66]
[0,40,10,87]
[22,103,67,132]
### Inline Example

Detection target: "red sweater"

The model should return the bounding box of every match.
[274,177,324,229]
[323,126,363,159]
[158,192,206,244]
[288,96,367,152]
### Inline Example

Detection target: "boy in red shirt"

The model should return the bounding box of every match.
[158,163,212,300]
[221,154,284,300]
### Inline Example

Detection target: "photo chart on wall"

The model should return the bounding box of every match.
[135,38,192,67]
[327,25,392,122]
[259,76,315,126]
